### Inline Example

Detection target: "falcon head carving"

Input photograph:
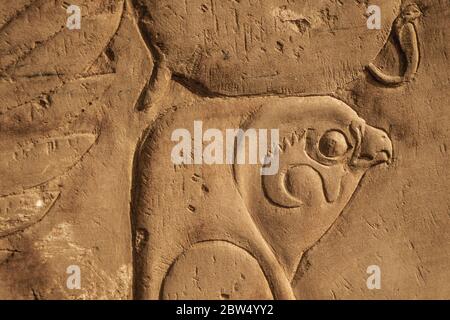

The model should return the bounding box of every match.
[234,96,393,277]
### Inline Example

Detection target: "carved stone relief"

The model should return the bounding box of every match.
[133,95,392,299]
[0,0,448,300]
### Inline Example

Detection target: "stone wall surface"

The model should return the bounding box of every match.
[0,0,448,299]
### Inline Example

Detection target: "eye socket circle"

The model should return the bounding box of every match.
[318,130,349,158]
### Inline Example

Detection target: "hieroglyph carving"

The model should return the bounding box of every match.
[132,96,393,299]
[368,3,422,85]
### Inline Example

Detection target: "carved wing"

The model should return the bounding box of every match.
[0,1,153,237]
[0,189,59,238]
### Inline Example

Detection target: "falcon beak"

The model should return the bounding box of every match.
[351,125,393,168]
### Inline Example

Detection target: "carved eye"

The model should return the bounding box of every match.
[318,130,349,158]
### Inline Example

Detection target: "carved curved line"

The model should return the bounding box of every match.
[262,164,340,207]
[367,63,405,85]
[129,0,172,110]
[0,133,98,197]
[400,22,420,80]
[160,239,295,300]
[262,168,303,208]
[0,189,60,238]
[0,2,124,114]
[367,21,420,85]
[2,7,125,77]
[159,240,273,300]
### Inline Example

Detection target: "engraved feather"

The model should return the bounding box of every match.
[0,133,97,197]
[0,189,59,238]
[0,2,153,240]
[261,131,307,208]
